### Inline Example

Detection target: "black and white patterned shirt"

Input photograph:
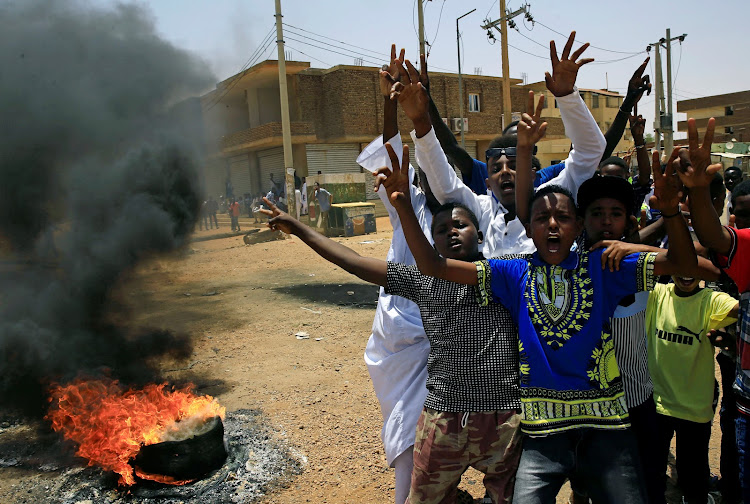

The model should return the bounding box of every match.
[385,262,521,412]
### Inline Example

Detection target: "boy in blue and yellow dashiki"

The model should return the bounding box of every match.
[385,139,699,503]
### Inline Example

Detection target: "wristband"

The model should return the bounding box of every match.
[661,209,682,219]
[635,144,646,149]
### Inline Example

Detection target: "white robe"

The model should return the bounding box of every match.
[356,133,432,466]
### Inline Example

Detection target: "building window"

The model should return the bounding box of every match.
[592,94,599,108]
[606,96,620,108]
[554,98,559,109]
[468,93,481,112]
[726,106,734,116]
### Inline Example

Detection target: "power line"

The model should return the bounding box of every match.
[284,22,455,72]
[671,43,683,92]
[507,42,547,60]
[589,51,647,65]
[426,0,447,56]
[485,0,499,20]
[534,19,643,55]
[283,22,386,61]
[204,26,276,111]
[284,44,331,68]
[284,35,384,67]
[504,19,647,65]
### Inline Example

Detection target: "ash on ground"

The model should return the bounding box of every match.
[0,409,303,504]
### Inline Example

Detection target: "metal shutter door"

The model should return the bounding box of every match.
[306,144,360,175]
[204,159,228,200]
[258,147,285,194]
[228,154,252,197]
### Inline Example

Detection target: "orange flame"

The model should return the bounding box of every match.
[46,378,225,486]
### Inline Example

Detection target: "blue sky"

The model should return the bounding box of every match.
[110,0,750,137]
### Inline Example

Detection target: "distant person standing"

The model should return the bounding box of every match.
[295,187,303,220]
[314,182,332,230]
[207,196,219,229]
[229,198,241,232]
[300,177,309,216]
[725,166,744,223]
[199,199,209,231]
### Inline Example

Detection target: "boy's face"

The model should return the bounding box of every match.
[671,274,700,293]
[526,193,582,265]
[599,164,628,179]
[431,208,482,261]
[583,197,630,244]
[725,170,743,192]
[486,154,516,208]
[734,194,750,230]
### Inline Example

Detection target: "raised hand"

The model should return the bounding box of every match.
[419,53,430,94]
[649,148,683,212]
[629,104,646,141]
[544,31,593,97]
[380,44,405,97]
[625,58,651,105]
[374,143,412,207]
[517,91,548,149]
[259,197,299,234]
[390,59,430,131]
[676,117,722,188]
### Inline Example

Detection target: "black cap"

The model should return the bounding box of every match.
[576,175,635,217]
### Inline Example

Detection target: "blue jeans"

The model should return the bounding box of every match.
[736,412,750,503]
[512,428,646,504]
[718,352,741,501]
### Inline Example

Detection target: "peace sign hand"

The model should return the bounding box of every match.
[649,148,683,212]
[379,44,405,97]
[389,59,430,128]
[677,118,722,188]
[517,91,548,149]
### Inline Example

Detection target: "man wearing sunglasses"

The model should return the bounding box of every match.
[408,32,605,256]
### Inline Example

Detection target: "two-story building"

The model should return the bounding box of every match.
[200,60,624,200]
[526,83,632,166]
[677,90,750,144]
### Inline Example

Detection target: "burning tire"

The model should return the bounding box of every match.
[133,415,227,483]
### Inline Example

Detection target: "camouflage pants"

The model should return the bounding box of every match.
[406,408,523,504]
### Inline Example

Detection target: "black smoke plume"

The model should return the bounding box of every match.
[0,0,216,415]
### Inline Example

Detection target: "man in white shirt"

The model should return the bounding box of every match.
[391,32,605,257]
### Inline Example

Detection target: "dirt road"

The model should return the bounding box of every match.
[0,216,727,503]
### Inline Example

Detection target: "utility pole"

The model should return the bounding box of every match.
[482,3,531,129]
[417,0,426,57]
[652,42,664,154]
[647,30,686,157]
[275,0,295,212]
[498,0,511,129]
[665,29,675,155]
[456,9,476,149]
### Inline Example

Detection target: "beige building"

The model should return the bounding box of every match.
[677,90,750,144]
[527,83,632,167]
[200,60,628,200]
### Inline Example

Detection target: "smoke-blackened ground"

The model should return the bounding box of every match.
[0,409,303,504]
[0,0,215,413]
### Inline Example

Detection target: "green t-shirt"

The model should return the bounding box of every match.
[646,283,738,423]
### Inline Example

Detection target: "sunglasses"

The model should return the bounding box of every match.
[485,147,517,161]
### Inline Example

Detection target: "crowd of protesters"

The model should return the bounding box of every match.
[248,32,750,504]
